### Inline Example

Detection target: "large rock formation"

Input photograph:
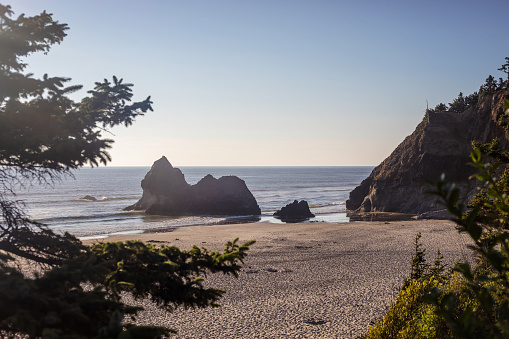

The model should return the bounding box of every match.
[346,91,509,215]
[125,157,261,216]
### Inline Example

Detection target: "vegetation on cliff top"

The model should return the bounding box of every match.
[426,58,509,115]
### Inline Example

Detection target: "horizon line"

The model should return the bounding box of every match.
[89,164,378,168]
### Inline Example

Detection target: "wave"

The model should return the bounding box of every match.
[309,201,345,208]
[256,194,283,198]
[253,187,351,193]
[76,196,134,202]
[36,211,139,224]
[306,188,351,193]
[261,202,346,215]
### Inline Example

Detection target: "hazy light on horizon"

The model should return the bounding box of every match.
[12,0,509,166]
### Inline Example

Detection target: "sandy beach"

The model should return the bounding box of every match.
[86,219,472,338]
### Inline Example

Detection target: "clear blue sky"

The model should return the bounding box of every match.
[12,0,509,166]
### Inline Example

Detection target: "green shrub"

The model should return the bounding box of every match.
[367,277,444,339]
[367,233,452,339]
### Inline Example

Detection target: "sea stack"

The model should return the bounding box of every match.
[125,156,261,216]
[274,200,315,222]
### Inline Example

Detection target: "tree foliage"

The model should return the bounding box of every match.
[369,60,509,338]
[480,75,500,94]
[424,149,509,338]
[0,4,254,337]
[425,57,509,116]
[425,92,478,115]
[498,57,509,82]
[448,92,468,114]
[479,59,509,95]
[367,233,451,339]
[426,102,448,114]
[0,2,156,266]
[465,97,509,229]
[0,3,154,171]
[0,238,254,338]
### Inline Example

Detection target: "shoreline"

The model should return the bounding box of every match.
[84,219,471,338]
[77,212,351,241]
[78,211,421,241]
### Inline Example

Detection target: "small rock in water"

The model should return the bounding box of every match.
[274,200,315,223]
[80,195,97,201]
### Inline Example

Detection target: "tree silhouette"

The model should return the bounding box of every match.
[0,4,253,337]
[480,75,499,93]
[498,57,509,82]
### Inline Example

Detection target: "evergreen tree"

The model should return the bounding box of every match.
[498,57,509,88]
[480,75,499,93]
[0,2,153,265]
[465,91,479,108]
[448,92,468,113]
[0,4,253,337]
[434,102,448,112]
[425,102,448,114]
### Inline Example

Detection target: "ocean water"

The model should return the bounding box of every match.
[13,166,373,239]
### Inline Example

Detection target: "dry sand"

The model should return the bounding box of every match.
[86,220,473,338]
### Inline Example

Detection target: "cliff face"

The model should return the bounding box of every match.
[125,156,261,216]
[346,91,509,215]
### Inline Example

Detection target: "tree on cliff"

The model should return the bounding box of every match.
[480,75,499,94]
[434,102,448,112]
[498,56,509,88]
[448,91,478,113]
[426,102,448,114]
[426,92,478,115]
[448,92,466,113]
[0,4,253,338]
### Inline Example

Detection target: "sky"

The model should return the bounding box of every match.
[10,0,509,166]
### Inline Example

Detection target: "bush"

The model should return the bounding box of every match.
[367,234,452,338]
[367,277,445,339]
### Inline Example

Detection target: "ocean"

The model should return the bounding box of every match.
[14,166,373,239]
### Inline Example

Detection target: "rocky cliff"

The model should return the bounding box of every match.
[346,91,509,215]
[125,156,261,216]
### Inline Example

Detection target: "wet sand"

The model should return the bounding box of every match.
[86,220,472,338]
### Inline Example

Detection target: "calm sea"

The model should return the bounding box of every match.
[14,166,373,239]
